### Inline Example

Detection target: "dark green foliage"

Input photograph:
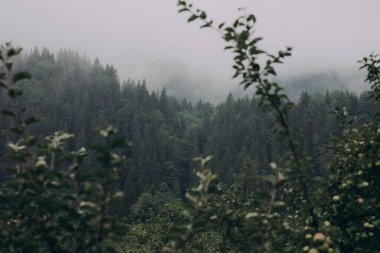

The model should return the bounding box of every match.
[1,41,378,252]
[325,56,380,252]
[1,3,379,251]
[360,54,380,100]
[0,43,126,253]
[327,121,380,252]
[4,48,374,215]
[163,1,380,253]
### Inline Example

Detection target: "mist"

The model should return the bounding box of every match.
[1,0,379,101]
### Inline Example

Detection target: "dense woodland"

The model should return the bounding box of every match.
[0,47,379,252]
[0,2,379,252]
[0,48,376,208]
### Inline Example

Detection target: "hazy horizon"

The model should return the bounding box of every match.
[1,0,379,101]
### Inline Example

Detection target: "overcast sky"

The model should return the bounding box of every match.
[1,0,379,99]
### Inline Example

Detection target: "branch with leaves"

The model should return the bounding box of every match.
[177,0,319,232]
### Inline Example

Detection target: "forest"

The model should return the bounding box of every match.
[1,1,380,253]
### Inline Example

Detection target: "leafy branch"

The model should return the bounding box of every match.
[177,0,319,231]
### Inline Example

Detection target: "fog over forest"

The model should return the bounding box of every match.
[2,1,380,252]
[1,0,380,102]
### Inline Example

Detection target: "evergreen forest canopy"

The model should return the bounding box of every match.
[0,1,379,252]
[0,47,376,208]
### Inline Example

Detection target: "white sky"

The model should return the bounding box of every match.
[1,0,379,97]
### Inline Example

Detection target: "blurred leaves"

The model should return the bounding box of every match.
[0,42,125,253]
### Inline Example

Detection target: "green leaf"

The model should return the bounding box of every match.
[8,88,23,97]
[188,15,198,22]
[178,8,188,13]
[13,72,32,83]
[177,0,186,6]
[225,27,234,33]
[200,23,211,29]
[247,14,256,23]
[7,47,21,57]
[7,48,16,57]
[266,68,277,76]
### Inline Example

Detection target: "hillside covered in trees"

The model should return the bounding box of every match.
[1,1,380,252]
[0,48,376,208]
[1,46,379,252]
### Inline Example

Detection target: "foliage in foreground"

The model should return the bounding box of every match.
[0,1,379,252]
[163,2,380,253]
[0,43,126,252]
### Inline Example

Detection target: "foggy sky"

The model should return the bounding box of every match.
[1,0,380,100]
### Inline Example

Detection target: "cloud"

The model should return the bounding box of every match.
[1,0,378,100]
